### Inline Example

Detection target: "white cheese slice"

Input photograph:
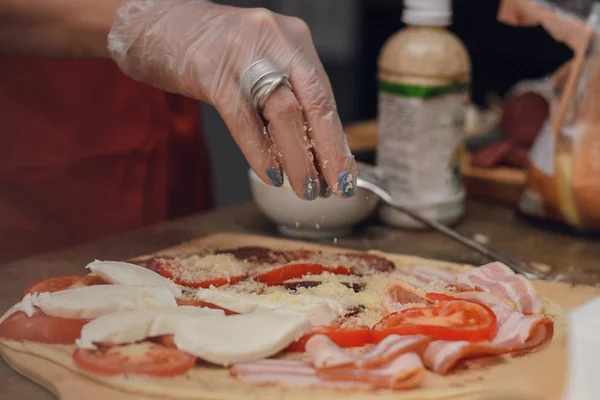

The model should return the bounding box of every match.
[194,288,344,326]
[76,306,224,349]
[86,260,182,297]
[173,310,311,366]
[6,285,177,320]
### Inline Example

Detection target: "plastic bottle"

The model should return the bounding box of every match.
[376,0,471,228]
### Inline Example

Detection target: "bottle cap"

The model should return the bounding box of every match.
[403,0,452,26]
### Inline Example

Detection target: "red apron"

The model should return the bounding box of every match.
[0,59,214,263]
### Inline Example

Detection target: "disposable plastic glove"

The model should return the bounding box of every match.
[108,0,357,200]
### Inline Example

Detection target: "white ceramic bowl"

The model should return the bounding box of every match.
[248,169,379,239]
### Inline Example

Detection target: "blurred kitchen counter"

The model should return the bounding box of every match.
[1,199,599,399]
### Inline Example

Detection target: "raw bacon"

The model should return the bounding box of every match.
[455,262,542,314]
[303,334,426,389]
[356,335,430,368]
[422,291,553,375]
[319,353,425,390]
[306,334,430,370]
[230,359,369,389]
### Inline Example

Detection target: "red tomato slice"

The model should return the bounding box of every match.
[371,299,496,343]
[175,298,238,315]
[156,261,245,289]
[255,263,353,286]
[0,312,88,344]
[73,342,196,377]
[286,324,371,352]
[24,275,106,295]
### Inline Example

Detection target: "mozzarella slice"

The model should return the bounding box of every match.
[13,285,177,320]
[86,260,182,297]
[174,310,311,366]
[194,288,344,326]
[76,306,224,349]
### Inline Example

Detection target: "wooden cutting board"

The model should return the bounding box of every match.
[1,233,599,400]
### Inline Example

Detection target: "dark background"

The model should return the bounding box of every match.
[205,0,574,206]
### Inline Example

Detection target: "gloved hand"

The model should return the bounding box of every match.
[108,0,357,200]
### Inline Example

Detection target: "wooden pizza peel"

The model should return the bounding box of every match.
[1,233,598,400]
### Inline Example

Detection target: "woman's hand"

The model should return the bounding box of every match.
[108,0,357,200]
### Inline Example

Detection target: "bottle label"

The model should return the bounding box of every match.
[376,80,469,210]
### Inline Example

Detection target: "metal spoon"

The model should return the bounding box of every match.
[355,163,543,279]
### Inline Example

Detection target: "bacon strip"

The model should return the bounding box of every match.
[306,334,430,370]
[320,353,425,390]
[230,359,369,389]
[304,334,426,389]
[422,291,553,375]
[305,335,355,369]
[455,262,542,315]
[356,334,430,368]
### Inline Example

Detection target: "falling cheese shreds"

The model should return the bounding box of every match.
[284,272,364,285]
[296,281,355,302]
[288,272,394,327]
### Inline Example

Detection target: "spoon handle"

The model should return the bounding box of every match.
[383,197,541,279]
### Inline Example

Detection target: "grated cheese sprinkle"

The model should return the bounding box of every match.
[167,254,248,283]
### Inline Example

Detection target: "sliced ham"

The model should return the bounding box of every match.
[382,280,430,314]
[383,266,457,314]
[455,262,542,314]
[230,359,369,389]
[306,334,430,370]
[304,334,426,390]
[422,291,553,375]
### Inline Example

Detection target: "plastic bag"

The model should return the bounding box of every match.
[499,0,600,230]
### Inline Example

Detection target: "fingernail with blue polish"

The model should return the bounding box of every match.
[320,177,331,198]
[304,177,319,201]
[338,171,356,197]
[266,168,283,187]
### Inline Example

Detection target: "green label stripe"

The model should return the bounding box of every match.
[378,80,469,99]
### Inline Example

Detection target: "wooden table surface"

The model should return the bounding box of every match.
[1,200,599,399]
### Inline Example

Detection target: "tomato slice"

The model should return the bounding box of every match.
[156,260,245,289]
[0,312,88,344]
[255,263,353,286]
[175,298,238,315]
[286,324,371,352]
[73,342,196,377]
[24,275,106,295]
[371,299,497,343]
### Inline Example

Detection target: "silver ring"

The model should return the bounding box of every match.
[240,59,292,112]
